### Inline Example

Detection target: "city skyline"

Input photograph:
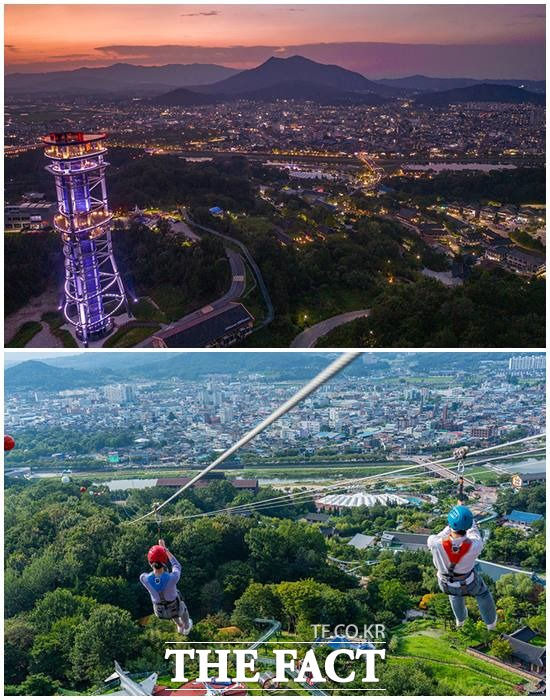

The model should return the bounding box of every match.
[5,4,546,78]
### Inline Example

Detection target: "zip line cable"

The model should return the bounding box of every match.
[128,434,544,525]
[158,449,545,522]
[126,351,362,524]
[166,435,545,519]
[139,453,545,524]
[148,438,545,523]
[164,461,543,522]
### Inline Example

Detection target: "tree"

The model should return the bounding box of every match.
[276,579,348,632]
[489,638,513,661]
[377,660,437,695]
[69,605,142,685]
[427,593,455,628]
[378,580,410,618]
[7,673,61,696]
[5,548,71,617]
[198,579,225,616]
[245,520,326,582]
[496,595,519,625]
[419,593,435,610]
[5,617,36,684]
[30,588,94,632]
[496,573,537,601]
[29,616,83,681]
[231,583,282,631]
[216,560,254,608]
[83,576,138,616]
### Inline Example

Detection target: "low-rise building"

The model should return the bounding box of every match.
[152,303,254,348]
[380,531,429,551]
[502,627,546,675]
[502,510,543,530]
[348,533,376,550]
[5,201,57,231]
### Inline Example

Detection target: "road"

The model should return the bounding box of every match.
[136,246,246,347]
[291,309,371,348]
[410,455,475,485]
[173,148,361,166]
[162,247,245,325]
[188,217,275,330]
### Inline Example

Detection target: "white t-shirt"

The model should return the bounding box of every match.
[427,522,484,576]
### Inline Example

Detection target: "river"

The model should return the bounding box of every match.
[89,456,544,490]
[402,162,517,173]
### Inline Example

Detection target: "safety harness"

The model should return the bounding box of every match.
[440,537,474,595]
[147,572,184,620]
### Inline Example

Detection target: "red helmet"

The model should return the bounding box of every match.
[4,435,15,452]
[147,545,168,565]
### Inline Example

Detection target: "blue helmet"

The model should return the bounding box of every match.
[448,505,473,531]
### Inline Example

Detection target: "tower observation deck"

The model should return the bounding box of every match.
[42,131,127,345]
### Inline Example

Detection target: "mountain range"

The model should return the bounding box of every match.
[4,353,346,392]
[415,83,545,107]
[6,56,545,107]
[150,56,545,107]
[378,74,546,94]
[4,62,239,95]
[4,352,522,393]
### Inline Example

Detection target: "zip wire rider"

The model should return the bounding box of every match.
[453,446,469,475]
[427,505,497,630]
[140,539,193,635]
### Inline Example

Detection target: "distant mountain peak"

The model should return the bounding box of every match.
[188,54,399,98]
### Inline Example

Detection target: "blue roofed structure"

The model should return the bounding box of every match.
[504,510,544,526]
[314,635,374,650]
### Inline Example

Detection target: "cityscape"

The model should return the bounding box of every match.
[4,5,546,349]
[4,352,546,475]
[4,350,546,696]
[2,4,547,698]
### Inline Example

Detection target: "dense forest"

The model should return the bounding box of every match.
[4,221,229,322]
[201,213,446,346]
[4,231,62,316]
[318,268,546,348]
[112,222,229,321]
[388,167,545,206]
[4,477,545,695]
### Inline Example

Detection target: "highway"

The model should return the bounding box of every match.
[291,309,371,348]
[158,148,544,168]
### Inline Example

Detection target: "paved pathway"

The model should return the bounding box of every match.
[135,248,246,347]
[291,309,371,348]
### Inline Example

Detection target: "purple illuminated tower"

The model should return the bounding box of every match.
[42,132,127,345]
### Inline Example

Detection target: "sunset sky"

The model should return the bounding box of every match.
[4,4,546,78]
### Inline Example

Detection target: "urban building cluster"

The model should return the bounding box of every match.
[5,355,544,470]
[5,97,545,162]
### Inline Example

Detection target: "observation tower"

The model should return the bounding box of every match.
[42,132,127,345]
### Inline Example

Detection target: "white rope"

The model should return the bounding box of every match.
[127,352,362,524]
[174,461,543,520]
[157,440,545,522]
[180,435,545,518]
[154,454,545,523]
